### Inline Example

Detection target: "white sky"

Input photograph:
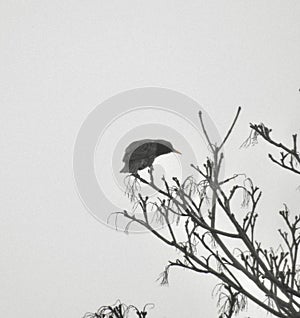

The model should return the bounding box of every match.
[1,1,300,317]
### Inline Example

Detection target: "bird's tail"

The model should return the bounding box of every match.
[120,165,129,173]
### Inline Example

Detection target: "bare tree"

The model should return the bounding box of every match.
[116,108,300,317]
[83,300,153,318]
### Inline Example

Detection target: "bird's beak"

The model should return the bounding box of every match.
[173,149,181,154]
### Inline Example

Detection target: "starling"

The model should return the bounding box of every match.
[120,139,181,174]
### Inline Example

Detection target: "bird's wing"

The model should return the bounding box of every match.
[130,143,157,160]
[122,140,154,162]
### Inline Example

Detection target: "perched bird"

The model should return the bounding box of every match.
[120,139,181,174]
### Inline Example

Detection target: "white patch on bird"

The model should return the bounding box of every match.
[152,153,182,181]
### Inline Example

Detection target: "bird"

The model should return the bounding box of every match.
[120,139,181,174]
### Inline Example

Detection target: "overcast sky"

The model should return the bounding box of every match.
[1,1,300,317]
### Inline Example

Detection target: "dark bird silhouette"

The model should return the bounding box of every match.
[120,139,181,174]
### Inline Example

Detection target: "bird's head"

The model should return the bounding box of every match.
[155,140,181,156]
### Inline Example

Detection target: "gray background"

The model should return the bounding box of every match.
[1,1,300,317]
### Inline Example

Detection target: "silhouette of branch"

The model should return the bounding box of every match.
[244,123,300,175]
[119,109,300,317]
[83,300,153,318]
[219,106,241,151]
